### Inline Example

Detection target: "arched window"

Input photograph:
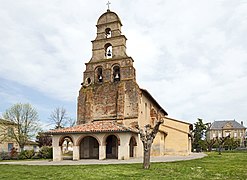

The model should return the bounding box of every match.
[105,43,112,59]
[96,67,103,83]
[86,77,91,85]
[105,28,112,38]
[113,65,120,82]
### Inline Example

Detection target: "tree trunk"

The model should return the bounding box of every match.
[137,118,164,169]
[20,145,24,152]
[143,145,151,169]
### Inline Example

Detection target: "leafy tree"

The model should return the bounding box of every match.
[224,138,240,150]
[2,103,40,151]
[49,107,69,129]
[192,118,207,152]
[36,132,52,147]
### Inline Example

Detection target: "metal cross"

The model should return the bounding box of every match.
[106,1,111,10]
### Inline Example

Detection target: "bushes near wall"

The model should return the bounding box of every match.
[0,146,52,160]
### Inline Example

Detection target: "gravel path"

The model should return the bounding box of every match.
[0,153,206,166]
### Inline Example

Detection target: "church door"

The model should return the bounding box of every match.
[80,136,99,159]
[106,135,118,159]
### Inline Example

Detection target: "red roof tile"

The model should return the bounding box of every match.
[48,121,138,134]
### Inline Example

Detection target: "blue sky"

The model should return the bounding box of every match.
[0,0,247,129]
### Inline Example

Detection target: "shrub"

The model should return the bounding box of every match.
[0,151,10,160]
[19,150,35,159]
[38,146,52,159]
[10,147,18,160]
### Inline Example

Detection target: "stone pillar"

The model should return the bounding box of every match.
[118,143,129,160]
[99,145,106,160]
[53,146,62,161]
[73,146,80,161]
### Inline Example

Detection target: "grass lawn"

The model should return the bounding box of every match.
[0,151,246,180]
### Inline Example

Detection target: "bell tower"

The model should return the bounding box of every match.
[77,10,139,124]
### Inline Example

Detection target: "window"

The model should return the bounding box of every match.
[234,132,237,138]
[7,127,14,136]
[8,143,13,152]
[218,133,222,138]
[96,67,103,83]
[212,133,216,138]
[225,132,230,137]
[105,28,112,38]
[113,65,120,82]
[86,77,91,85]
[105,43,112,59]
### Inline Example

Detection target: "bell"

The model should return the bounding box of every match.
[99,75,102,80]
[115,73,119,79]
[107,49,111,56]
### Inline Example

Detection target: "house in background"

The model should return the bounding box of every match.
[0,119,39,152]
[207,120,246,146]
[0,119,19,152]
[24,141,39,152]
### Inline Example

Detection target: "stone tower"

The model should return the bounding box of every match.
[77,10,139,124]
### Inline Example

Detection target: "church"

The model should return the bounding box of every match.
[50,9,192,161]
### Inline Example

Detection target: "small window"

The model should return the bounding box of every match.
[96,67,103,83]
[87,78,91,85]
[7,127,14,136]
[225,132,230,137]
[113,65,120,82]
[105,28,112,38]
[234,132,237,138]
[8,143,13,152]
[218,133,221,138]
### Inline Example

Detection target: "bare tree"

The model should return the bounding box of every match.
[205,138,217,152]
[49,107,68,129]
[217,135,230,155]
[67,117,76,127]
[136,118,164,169]
[2,103,40,151]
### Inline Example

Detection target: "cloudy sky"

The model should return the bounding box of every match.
[0,0,247,129]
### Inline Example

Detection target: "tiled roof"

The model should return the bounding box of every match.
[210,120,246,130]
[48,121,138,134]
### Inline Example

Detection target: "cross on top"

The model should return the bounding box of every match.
[106,1,111,10]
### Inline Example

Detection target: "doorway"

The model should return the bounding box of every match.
[106,135,118,159]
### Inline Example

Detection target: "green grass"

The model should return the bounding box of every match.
[0,152,246,179]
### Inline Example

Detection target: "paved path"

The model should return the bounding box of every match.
[0,153,206,166]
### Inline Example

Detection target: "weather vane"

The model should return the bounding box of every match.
[106,1,111,10]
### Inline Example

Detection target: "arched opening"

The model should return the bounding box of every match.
[86,77,91,85]
[129,136,137,158]
[105,28,112,38]
[95,67,103,83]
[113,65,120,82]
[80,136,99,159]
[105,43,112,59]
[59,136,74,160]
[106,135,118,159]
